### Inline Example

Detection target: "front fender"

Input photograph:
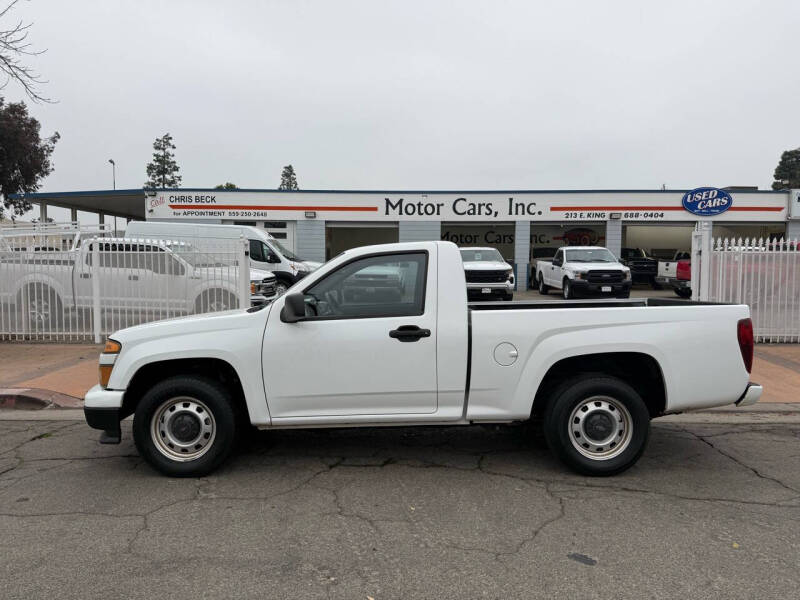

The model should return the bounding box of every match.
[107,308,272,425]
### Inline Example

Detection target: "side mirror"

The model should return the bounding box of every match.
[280,292,306,323]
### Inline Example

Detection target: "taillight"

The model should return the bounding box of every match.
[676,260,691,281]
[737,318,754,373]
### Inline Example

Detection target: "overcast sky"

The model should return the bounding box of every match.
[6,0,800,200]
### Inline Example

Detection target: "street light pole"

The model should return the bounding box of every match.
[108,159,116,190]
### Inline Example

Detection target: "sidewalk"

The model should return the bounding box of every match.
[0,343,100,408]
[0,342,797,408]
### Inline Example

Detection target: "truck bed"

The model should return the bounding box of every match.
[468,297,725,310]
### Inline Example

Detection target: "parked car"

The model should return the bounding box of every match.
[459,247,514,301]
[535,246,632,299]
[0,238,276,330]
[656,251,692,298]
[620,247,660,289]
[125,221,321,296]
[84,240,761,478]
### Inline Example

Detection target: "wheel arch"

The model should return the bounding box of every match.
[531,352,667,419]
[121,357,248,421]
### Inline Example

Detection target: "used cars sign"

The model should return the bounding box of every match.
[682,187,733,216]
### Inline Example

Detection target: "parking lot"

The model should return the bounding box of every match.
[1,414,798,599]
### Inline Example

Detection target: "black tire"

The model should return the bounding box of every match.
[562,278,573,300]
[543,375,650,476]
[675,288,692,299]
[651,278,662,290]
[133,376,238,477]
[18,284,62,331]
[537,274,548,295]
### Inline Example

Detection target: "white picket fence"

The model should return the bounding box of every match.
[707,237,800,342]
[0,233,249,342]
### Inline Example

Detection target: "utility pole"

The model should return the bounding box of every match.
[108,159,116,189]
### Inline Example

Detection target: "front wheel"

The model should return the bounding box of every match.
[562,278,573,300]
[274,280,289,297]
[543,375,650,476]
[133,376,238,477]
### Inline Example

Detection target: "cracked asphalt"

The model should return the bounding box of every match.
[1,419,799,599]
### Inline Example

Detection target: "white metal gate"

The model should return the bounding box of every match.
[1,232,249,343]
[702,235,800,342]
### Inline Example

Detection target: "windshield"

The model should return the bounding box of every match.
[269,238,300,261]
[166,243,233,268]
[460,248,504,262]
[564,248,617,263]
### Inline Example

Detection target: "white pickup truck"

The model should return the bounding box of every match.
[535,246,632,299]
[0,238,276,329]
[84,241,761,478]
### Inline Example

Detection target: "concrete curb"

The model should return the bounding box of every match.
[0,388,83,410]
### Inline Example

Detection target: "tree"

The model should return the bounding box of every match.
[145,133,182,188]
[278,164,298,190]
[214,182,238,190]
[1,1,51,103]
[772,148,800,190]
[0,97,59,218]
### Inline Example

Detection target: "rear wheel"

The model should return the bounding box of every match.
[195,289,237,313]
[543,375,650,476]
[537,274,548,295]
[133,376,238,477]
[675,288,692,299]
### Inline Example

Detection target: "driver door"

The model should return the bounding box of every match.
[261,249,438,419]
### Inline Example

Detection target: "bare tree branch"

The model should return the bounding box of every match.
[0,0,52,103]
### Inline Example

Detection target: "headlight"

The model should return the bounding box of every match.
[294,263,309,273]
[574,271,587,280]
[623,270,631,281]
[99,339,121,388]
[505,269,514,281]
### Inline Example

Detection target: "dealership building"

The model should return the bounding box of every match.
[16,187,800,289]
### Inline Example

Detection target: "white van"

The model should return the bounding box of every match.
[125,221,321,295]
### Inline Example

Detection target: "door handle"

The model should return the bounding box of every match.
[80,273,91,279]
[128,275,139,281]
[389,325,431,342]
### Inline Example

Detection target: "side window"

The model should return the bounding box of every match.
[302,252,427,319]
[249,239,265,262]
[554,249,563,263]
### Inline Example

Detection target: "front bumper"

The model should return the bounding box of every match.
[466,281,514,297]
[570,280,632,296]
[84,384,124,443]
[735,383,763,407]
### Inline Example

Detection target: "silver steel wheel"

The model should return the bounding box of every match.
[569,395,633,461]
[151,396,216,462]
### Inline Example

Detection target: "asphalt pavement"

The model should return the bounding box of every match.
[1,415,798,599]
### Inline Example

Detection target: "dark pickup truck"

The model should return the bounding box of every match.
[620,248,659,289]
